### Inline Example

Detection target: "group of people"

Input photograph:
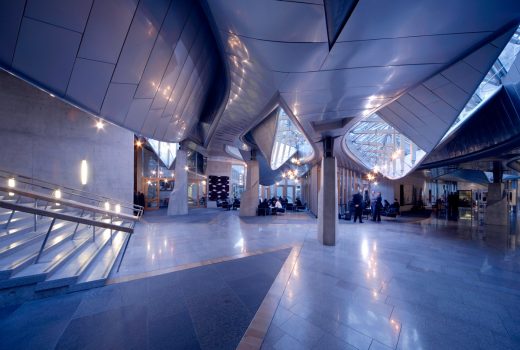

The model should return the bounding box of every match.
[257,196,304,215]
[258,196,287,211]
[351,191,400,223]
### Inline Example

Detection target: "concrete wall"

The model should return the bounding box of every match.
[206,158,232,177]
[0,71,133,204]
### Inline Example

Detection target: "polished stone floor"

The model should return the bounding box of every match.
[2,208,520,349]
[0,248,291,349]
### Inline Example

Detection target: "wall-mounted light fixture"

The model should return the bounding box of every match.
[80,160,88,185]
[7,178,15,188]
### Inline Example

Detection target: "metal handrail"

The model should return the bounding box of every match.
[0,186,138,222]
[0,169,143,218]
[0,176,142,272]
[0,201,133,233]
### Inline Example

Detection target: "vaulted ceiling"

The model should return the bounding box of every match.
[1,0,520,178]
[203,0,520,171]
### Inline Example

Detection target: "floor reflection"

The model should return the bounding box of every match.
[113,208,520,349]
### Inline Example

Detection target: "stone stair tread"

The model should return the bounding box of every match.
[0,220,70,256]
[35,229,113,291]
[72,231,129,291]
[0,221,77,271]
[10,228,91,280]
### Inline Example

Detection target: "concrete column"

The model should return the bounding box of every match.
[168,149,188,215]
[240,153,259,217]
[486,182,508,226]
[318,137,338,246]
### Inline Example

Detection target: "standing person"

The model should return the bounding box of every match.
[353,191,364,223]
[393,198,400,215]
[372,194,382,222]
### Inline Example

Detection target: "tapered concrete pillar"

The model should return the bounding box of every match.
[486,162,508,226]
[240,151,259,217]
[168,149,188,215]
[318,137,338,246]
[486,183,508,225]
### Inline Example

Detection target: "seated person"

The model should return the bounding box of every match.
[257,199,269,216]
[295,198,303,207]
[273,199,285,213]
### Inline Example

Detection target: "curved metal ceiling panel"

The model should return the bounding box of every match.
[377,27,516,153]
[421,85,520,167]
[208,0,327,43]
[204,0,520,168]
[0,0,223,143]
[337,0,520,41]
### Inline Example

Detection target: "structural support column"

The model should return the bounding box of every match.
[318,137,338,246]
[240,151,259,217]
[486,161,508,226]
[168,148,188,215]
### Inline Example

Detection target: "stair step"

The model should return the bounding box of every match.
[0,221,78,279]
[0,228,92,290]
[0,215,38,231]
[0,220,72,257]
[35,228,114,292]
[71,231,129,291]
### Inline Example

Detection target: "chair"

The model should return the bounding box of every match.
[221,201,231,211]
[257,207,268,216]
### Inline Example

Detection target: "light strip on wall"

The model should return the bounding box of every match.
[81,160,88,185]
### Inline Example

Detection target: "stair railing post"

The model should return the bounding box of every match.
[34,198,38,231]
[71,209,84,240]
[35,217,56,263]
[92,212,96,242]
[5,209,15,230]
[110,215,113,245]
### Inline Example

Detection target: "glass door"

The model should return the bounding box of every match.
[143,177,159,210]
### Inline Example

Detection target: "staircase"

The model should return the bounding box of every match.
[0,171,142,305]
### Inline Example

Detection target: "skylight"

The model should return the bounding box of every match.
[345,114,426,179]
[270,108,313,170]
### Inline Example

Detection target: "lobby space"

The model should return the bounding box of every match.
[2,210,519,349]
[2,1,520,349]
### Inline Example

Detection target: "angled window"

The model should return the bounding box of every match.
[345,114,426,179]
[270,108,313,170]
[147,138,178,169]
[442,25,520,140]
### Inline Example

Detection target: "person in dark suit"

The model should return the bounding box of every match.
[372,194,382,222]
[353,192,363,223]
